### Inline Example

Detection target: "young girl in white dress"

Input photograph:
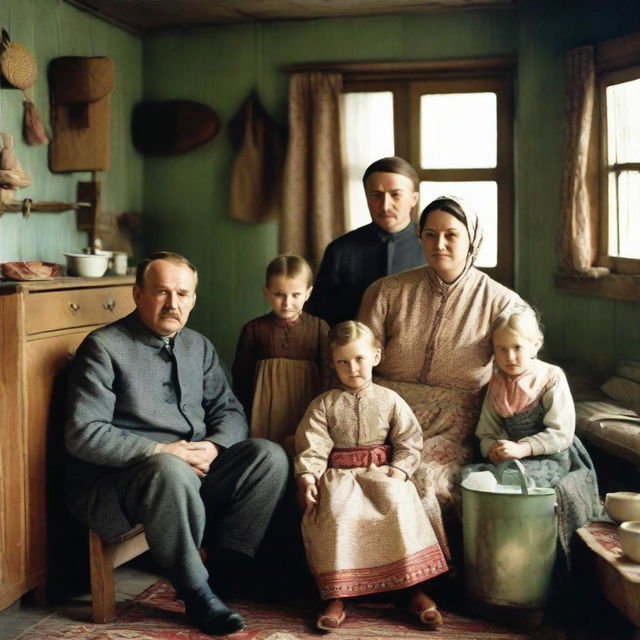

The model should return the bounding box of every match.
[232,254,329,454]
[295,321,448,631]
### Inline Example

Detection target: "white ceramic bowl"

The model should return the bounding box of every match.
[605,492,640,523]
[619,521,640,563]
[63,252,109,278]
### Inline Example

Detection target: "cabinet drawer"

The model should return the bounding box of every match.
[25,286,135,334]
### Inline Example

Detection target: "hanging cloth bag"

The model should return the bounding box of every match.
[228,91,286,224]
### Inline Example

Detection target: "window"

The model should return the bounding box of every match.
[599,66,640,273]
[341,59,514,286]
[342,91,395,231]
[555,31,640,301]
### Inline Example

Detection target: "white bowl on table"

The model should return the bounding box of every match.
[63,252,110,278]
[619,521,640,563]
[605,492,640,524]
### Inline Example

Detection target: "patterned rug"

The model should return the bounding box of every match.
[16,579,530,640]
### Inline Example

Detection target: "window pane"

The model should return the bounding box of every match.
[608,170,640,259]
[342,92,395,230]
[606,78,640,164]
[420,93,497,169]
[419,181,497,268]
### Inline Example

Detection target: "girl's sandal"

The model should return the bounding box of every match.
[409,591,443,630]
[316,600,346,631]
[418,605,443,630]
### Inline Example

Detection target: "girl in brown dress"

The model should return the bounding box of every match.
[232,254,329,453]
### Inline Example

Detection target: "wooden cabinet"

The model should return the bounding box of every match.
[0,276,135,610]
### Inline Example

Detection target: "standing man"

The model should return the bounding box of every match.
[65,251,288,636]
[306,156,425,326]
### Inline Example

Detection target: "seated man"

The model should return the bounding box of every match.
[64,251,288,636]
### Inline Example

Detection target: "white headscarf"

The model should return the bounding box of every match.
[420,195,483,284]
[441,194,483,260]
[422,195,484,274]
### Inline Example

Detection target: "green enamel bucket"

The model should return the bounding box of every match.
[462,460,557,608]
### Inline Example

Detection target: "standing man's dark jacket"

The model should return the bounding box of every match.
[306,222,425,327]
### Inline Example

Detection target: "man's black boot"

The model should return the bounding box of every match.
[178,583,245,636]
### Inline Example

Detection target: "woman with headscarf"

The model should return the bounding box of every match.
[357,196,528,558]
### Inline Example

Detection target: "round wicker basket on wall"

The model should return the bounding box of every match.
[0,39,37,90]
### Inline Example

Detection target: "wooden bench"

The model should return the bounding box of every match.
[576,521,640,628]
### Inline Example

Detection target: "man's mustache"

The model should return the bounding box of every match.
[160,311,180,319]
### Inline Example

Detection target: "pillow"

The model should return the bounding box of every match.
[575,400,640,466]
[615,362,640,385]
[601,376,640,415]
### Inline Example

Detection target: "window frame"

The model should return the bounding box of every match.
[340,59,515,286]
[556,31,640,301]
[597,63,640,275]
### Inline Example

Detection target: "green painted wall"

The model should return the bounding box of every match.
[142,1,640,371]
[0,0,143,263]
[2,0,638,374]
[142,11,519,367]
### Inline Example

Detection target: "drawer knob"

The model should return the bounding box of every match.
[69,302,80,312]
[103,299,116,312]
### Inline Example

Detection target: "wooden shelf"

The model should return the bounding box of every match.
[0,199,91,215]
[0,180,102,249]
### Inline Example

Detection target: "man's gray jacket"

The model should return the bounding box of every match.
[64,311,248,538]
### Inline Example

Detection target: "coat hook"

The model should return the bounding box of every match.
[22,198,32,217]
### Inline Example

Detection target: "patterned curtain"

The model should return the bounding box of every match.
[280,73,345,269]
[557,46,609,277]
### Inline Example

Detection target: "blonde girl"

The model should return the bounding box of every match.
[295,321,447,631]
[468,311,601,564]
[477,311,575,467]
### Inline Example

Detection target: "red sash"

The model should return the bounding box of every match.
[328,444,391,469]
